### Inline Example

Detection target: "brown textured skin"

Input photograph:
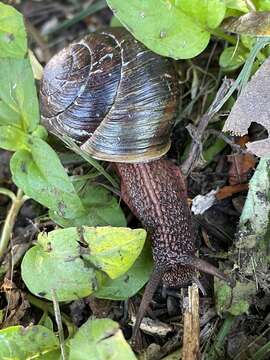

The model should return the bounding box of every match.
[116,158,195,287]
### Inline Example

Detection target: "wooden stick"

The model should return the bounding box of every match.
[182,284,200,360]
[52,289,67,360]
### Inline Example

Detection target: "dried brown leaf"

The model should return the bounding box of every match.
[0,278,29,328]
[222,11,270,36]
[215,184,249,200]
[227,153,256,185]
[223,56,270,157]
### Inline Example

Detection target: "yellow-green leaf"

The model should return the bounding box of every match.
[69,319,136,360]
[0,325,60,359]
[21,226,146,301]
[82,226,146,279]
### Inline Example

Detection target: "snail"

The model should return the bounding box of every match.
[40,28,228,340]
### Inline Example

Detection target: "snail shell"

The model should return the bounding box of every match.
[40,28,179,163]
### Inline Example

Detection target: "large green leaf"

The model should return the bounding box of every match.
[69,319,136,360]
[50,183,126,228]
[95,241,153,300]
[0,325,60,359]
[0,3,27,58]
[107,0,226,59]
[21,226,146,301]
[0,58,39,132]
[10,137,85,218]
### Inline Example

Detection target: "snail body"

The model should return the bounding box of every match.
[40,28,227,339]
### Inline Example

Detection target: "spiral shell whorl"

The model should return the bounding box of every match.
[40,28,179,163]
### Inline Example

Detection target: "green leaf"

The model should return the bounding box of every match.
[82,226,146,279]
[69,319,136,360]
[254,0,270,11]
[0,325,60,359]
[215,279,256,316]
[50,183,126,228]
[203,138,227,163]
[241,35,256,49]
[219,46,248,71]
[21,229,98,301]
[95,241,153,300]
[0,58,39,132]
[107,0,226,59]
[229,299,250,316]
[0,125,31,151]
[0,3,27,58]
[21,226,146,301]
[0,99,21,127]
[39,315,54,332]
[175,0,226,28]
[10,137,85,218]
[215,282,232,314]
[225,0,249,12]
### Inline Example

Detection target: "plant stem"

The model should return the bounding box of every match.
[0,188,27,259]
[214,315,235,349]
[0,188,16,202]
[252,340,270,360]
[207,314,235,359]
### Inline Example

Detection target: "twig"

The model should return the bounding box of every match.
[245,0,256,11]
[51,290,67,360]
[0,188,28,260]
[181,79,233,176]
[181,37,270,176]
[204,129,244,154]
[27,294,76,337]
[182,284,200,360]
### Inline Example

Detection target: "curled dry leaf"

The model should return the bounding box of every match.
[223,56,270,157]
[0,278,29,328]
[222,11,270,36]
